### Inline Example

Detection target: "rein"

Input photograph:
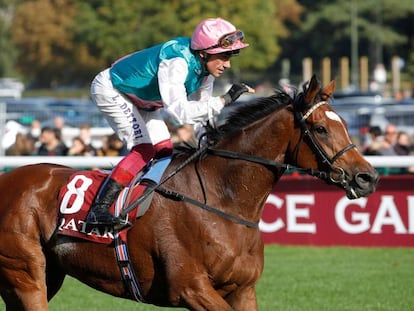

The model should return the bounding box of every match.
[154,186,259,228]
[206,148,328,179]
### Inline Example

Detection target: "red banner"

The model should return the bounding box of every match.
[261,175,414,247]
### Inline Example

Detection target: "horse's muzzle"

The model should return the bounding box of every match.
[347,170,379,199]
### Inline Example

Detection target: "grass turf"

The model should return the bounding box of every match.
[2,245,413,310]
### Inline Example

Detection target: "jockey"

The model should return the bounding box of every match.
[85,17,254,227]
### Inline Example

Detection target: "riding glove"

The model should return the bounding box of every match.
[223,83,249,106]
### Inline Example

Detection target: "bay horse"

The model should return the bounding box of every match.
[0,75,378,310]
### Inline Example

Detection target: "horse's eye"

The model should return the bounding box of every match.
[314,126,327,134]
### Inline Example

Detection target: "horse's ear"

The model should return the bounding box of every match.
[322,80,336,97]
[303,74,320,104]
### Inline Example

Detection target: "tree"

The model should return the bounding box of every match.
[11,0,76,87]
[72,0,283,80]
[0,0,22,77]
[11,0,301,87]
[72,0,180,68]
[277,0,414,84]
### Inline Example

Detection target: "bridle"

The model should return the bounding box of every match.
[292,100,356,188]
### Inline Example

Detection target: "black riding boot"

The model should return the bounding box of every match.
[85,178,124,226]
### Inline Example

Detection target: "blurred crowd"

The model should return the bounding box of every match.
[361,123,414,174]
[3,115,195,158]
[3,112,414,175]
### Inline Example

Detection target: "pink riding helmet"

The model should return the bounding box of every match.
[191,17,249,54]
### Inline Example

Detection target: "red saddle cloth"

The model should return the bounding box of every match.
[57,170,140,244]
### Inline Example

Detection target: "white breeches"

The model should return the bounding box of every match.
[90,68,170,150]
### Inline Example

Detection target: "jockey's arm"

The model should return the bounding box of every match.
[158,58,223,126]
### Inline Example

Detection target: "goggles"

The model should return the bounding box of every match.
[205,30,244,50]
[222,49,240,57]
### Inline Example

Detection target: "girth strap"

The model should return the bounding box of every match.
[113,196,145,302]
[114,232,145,302]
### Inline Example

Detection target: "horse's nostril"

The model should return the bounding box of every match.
[355,171,379,187]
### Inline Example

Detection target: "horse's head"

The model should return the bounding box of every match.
[289,75,378,199]
[203,75,378,200]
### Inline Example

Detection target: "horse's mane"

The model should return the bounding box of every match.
[205,89,294,143]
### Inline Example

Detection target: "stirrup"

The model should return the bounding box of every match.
[113,217,132,230]
[86,205,119,224]
[86,206,132,229]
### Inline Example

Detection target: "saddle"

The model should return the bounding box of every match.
[57,157,171,244]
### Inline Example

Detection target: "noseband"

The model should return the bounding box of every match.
[294,101,356,186]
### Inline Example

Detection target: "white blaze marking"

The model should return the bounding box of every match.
[325,111,342,122]
[325,111,353,143]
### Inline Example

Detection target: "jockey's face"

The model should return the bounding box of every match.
[201,52,232,78]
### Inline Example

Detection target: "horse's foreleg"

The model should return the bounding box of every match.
[174,275,233,311]
[1,287,48,311]
[0,232,49,311]
[226,286,258,311]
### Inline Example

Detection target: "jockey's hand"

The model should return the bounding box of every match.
[223,83,255,106]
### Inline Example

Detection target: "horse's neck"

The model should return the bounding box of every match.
[207,112,291,222]
[225,162,275,220]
